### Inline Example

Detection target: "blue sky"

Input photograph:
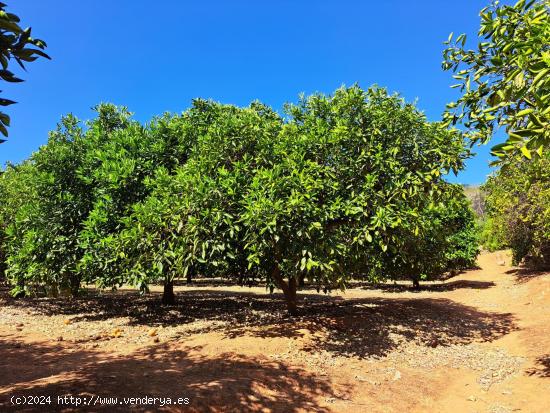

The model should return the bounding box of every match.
[2,0,504,184]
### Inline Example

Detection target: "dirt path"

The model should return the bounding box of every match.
[1,251,549,412]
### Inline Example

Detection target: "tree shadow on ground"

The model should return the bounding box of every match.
[355,280,495,293]
[1,288,516,360]
[526,355,550,378]
[505,267,550,284]
[1,288,335,327]
[0,334,99,388]
[224,297,516,359]
[0,338,338,412]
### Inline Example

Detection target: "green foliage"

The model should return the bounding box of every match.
[379,186,479,286]
[478,216,508,252]
[482,153,550,267]
[0,115,90,296]
[443,0,550,162]
[0,86,477,313]
[0,2,50,140]
[443,194,480,271]
[0,161,38,294]
[241,86,468,307]
[117,101,282,298]
[0,104,194,296]
[120,86,471,313]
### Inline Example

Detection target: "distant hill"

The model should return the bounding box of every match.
[462,184,485,217]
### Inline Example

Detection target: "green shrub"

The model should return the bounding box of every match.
[482,154,550,268]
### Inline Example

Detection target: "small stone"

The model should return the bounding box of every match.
[148,328,158,337]
[111,328,122,338]
[393,370,402,381]
[467,395,477,402]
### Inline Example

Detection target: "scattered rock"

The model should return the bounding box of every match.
[111,328,122,338]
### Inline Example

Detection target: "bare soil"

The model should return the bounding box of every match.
[1,251,549,412]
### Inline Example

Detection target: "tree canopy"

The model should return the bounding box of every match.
[0,86,479,314]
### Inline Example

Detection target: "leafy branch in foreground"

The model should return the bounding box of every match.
[0,2,50,140]
[442,0,550,163]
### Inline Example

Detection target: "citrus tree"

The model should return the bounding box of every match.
[1,115,90,296]
[379,185,479,288]
[117,87,469,313]
[0,161,39,294]
[239,86,468,312]
[117,100,282,304]
[1,87,473,313]
[76,106,198,291]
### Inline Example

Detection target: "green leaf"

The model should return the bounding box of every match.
[520,145,531,159]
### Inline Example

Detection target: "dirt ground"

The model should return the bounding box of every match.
[0,251,549,412]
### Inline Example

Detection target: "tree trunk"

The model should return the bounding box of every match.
[286,276,298,315]
[271,266,298,316]
[298,273,305,288]
[186,266,194,285]
[412,278,420,290]
[162,279,175,305]
[13,279,26,298]
[69,275,81,298]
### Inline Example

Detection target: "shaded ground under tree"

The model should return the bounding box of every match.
[0,282,517,359]
[0,337,337,412]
